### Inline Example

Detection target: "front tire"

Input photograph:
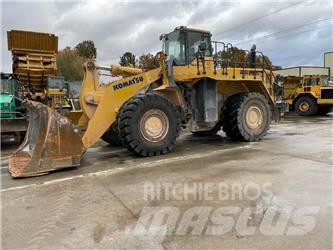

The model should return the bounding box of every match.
[118,93,181,156]
[222,93,271,141]
[101,124,122,146]
[294,96,318,116]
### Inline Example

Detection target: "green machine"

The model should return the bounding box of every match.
[0,73,27,142]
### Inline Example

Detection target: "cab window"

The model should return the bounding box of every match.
[164,31,186,65]
[188,32,211,63]
[0,80,10,93]
[48,77,66,89]
[321,76,329,86]
[304,77,319,86]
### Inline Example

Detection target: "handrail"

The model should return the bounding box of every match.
[255,51,276,98]
[195,40,276,97]
[0,111,26,118]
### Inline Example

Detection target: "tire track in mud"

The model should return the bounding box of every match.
[62,186,111,248]
[26,183,77,249]
[90,175,168,249]
[59,177,137,248]
[25,178,126,249]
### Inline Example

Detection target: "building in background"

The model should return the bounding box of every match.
[324,52,333,80]
[274,52,332,80]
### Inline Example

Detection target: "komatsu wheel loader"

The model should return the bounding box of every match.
[8,26,278,177]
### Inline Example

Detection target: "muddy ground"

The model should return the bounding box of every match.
[1,113,332,249]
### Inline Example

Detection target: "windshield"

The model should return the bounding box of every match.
[188,32,211,63]
[321,75,329,86]
[0,79,10,93]
[48,77,66,89]
[303,77,320,86]
[164,31,186,65]
[67,81,81,98]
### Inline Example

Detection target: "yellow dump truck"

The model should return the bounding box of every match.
[7,30,73,111]
[279,74,333,115]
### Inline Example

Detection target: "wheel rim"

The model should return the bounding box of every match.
[139,109,169,142]
[245,105,264,130]
[299,101,309,112]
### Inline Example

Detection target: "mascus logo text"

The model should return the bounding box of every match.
[113,76,144,91]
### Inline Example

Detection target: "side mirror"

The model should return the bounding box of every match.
[159,34,168,41]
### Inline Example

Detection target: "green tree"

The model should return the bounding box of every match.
[138,53,159,71]
[56,47,85,81]
[119,52,137,67]
[75,40,97,59]
[216,46,281,70]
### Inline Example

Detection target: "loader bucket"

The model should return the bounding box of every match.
[8,100,85,177]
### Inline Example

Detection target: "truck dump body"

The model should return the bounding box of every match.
[7,30,58,91]
[7,30,58,53]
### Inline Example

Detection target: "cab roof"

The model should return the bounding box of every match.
[159,26,212,41]
[174,26,211,35]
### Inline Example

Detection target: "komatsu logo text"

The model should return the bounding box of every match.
[113,76,144,91]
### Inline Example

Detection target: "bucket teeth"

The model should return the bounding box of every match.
[8,100,85,178]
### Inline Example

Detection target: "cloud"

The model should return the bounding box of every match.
[1,0,333,73]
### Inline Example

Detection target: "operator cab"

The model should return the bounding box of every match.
[303,75,329,87]
[160,26,212,66]
[1,73,16,95]
[47,76,67,91]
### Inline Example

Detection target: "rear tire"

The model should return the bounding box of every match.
[222,93,271,141]
[101,124,122,146]
[294,96,318,116]
[118,93,181,156]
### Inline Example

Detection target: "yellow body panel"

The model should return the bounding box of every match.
[65,110,83,125]
[317,99,333,105]
[7,29,58,53]
[110,64,143,77]
[80,62,161,148]
[79,57,275,149]
[170,59,274,103]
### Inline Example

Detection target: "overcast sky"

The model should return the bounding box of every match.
[1,0,332,73]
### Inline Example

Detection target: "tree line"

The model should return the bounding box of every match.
[216,47,281,70]
[57,41,159,81]
[56,40,96,81]
[57,41,280,81]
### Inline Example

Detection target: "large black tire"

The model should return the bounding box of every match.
[118,93,181,156]
[222,93,271,141]
[294,96,318,116]
[101,124,122,146]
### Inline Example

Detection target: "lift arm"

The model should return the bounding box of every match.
[80,61,162,148]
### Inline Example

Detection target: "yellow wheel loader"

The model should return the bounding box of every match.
[8,26,278,177]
